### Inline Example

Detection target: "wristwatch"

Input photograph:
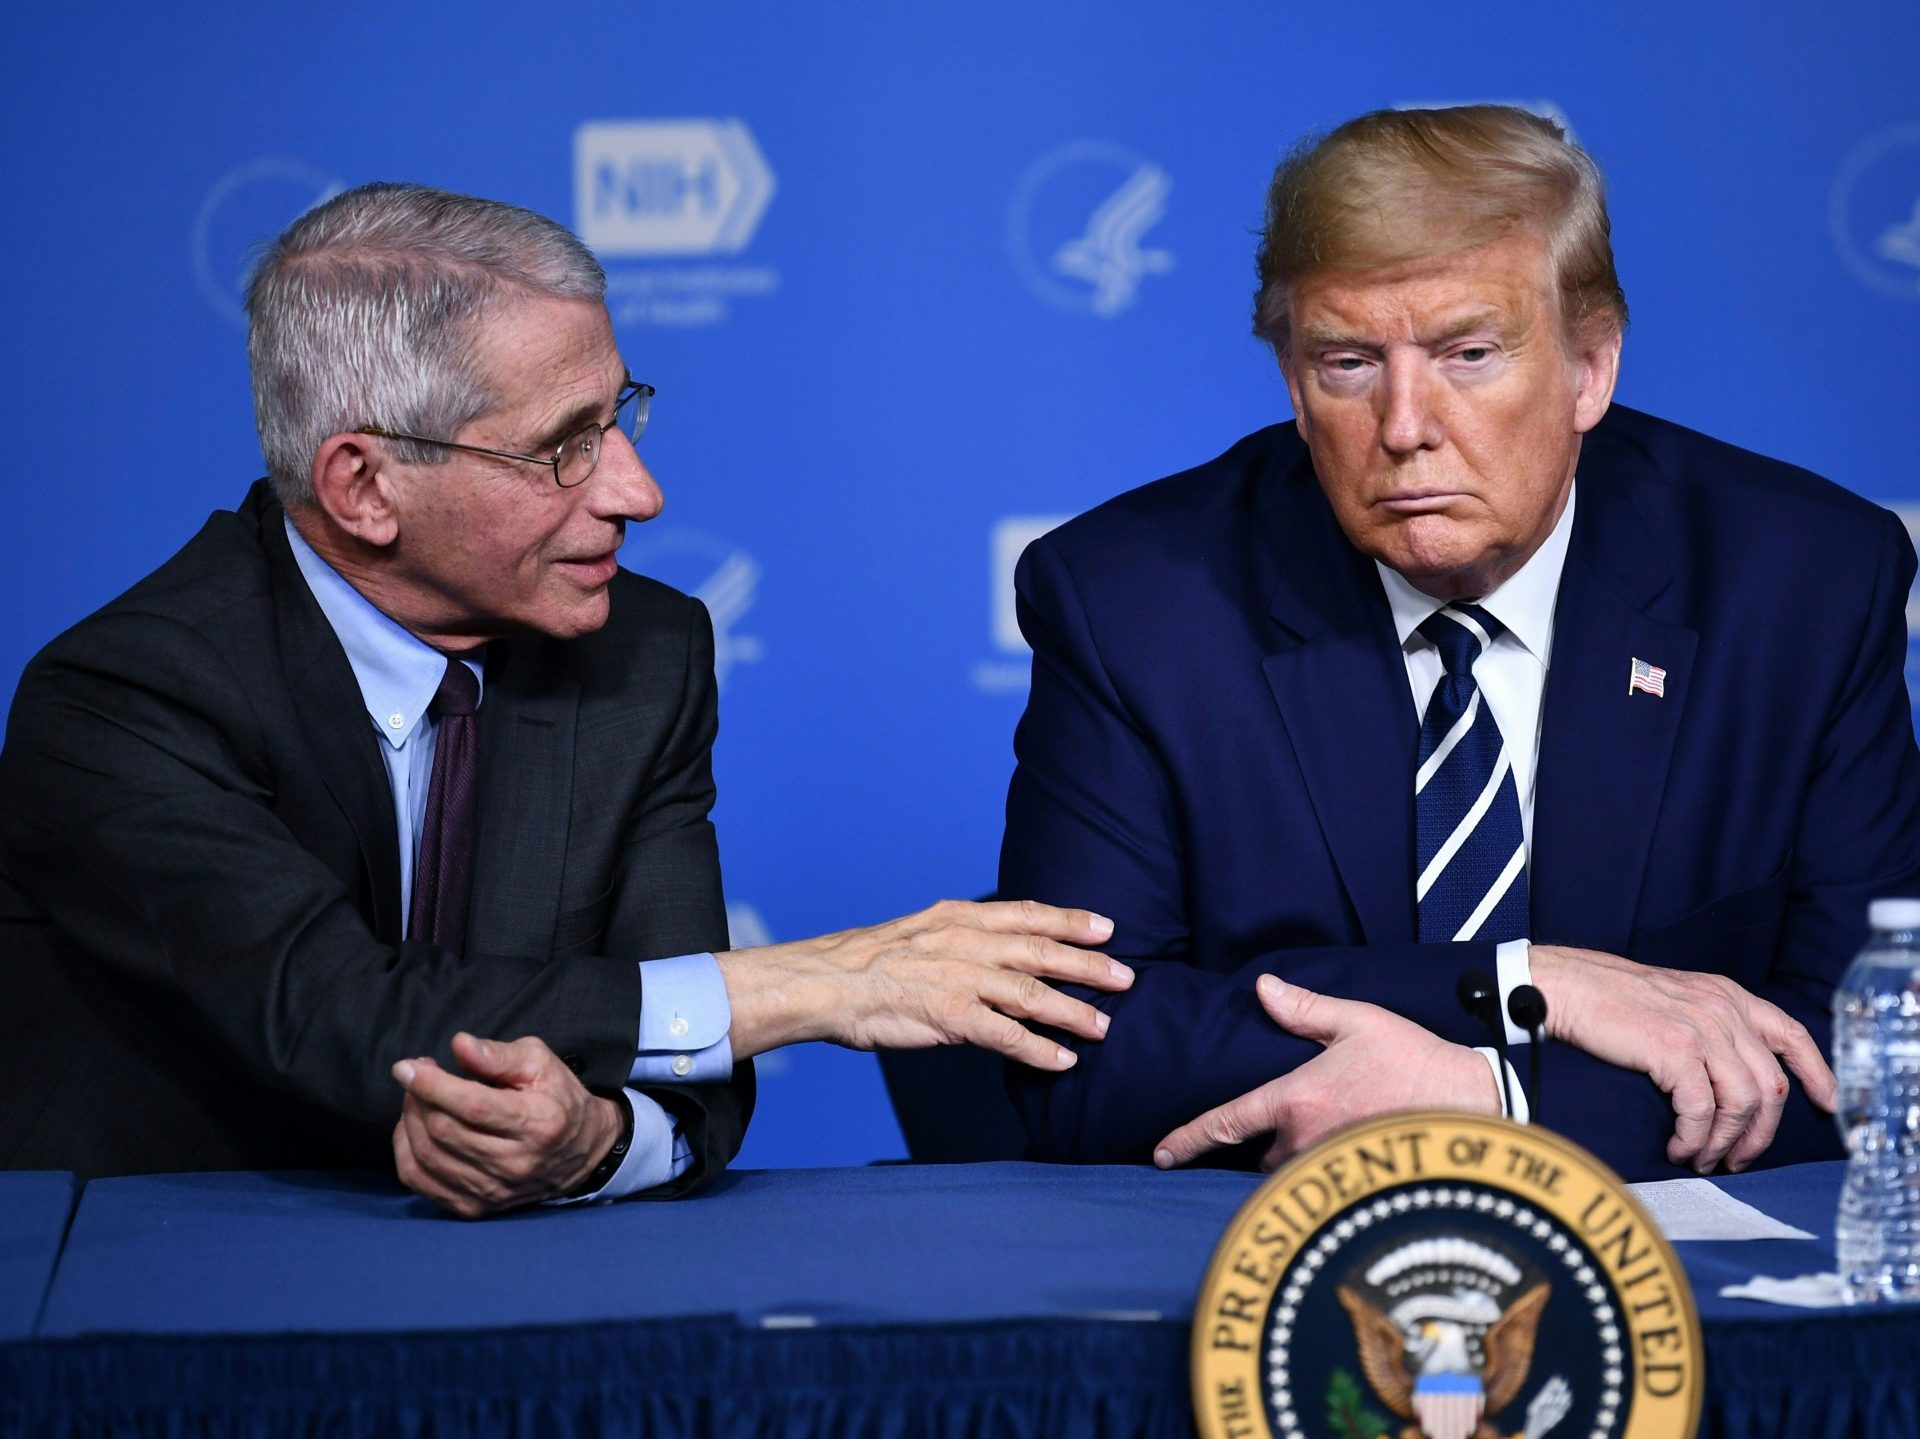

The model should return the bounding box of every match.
[572,1089,636,1198]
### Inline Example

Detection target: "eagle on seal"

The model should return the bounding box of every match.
[1335,1278,1550,1439]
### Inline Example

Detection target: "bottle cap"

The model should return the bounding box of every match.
[1868,897,1920,931]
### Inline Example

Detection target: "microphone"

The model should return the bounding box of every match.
[1507,985,1548,1125]
[1507,984,1546,1033]
[1456,969,1516,1119]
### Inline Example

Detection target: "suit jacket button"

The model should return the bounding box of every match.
[562,1053,584,1073]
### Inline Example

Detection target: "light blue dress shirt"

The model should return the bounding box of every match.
[285,519,733,1200]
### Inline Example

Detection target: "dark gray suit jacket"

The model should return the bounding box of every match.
[0,482,753,1187]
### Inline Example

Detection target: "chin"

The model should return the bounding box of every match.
[1372,518,1503,595]
[1383,552,1498,599]
[527,595,612,641]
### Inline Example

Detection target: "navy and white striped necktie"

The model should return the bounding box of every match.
[1415,604,1529,943]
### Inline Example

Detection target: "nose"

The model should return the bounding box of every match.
[589,427,664,523]
[1378,349,1444,456]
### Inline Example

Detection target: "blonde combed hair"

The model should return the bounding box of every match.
[1253,105,1627,354]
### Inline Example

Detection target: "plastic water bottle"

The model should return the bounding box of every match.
[1833,897,1920,1304]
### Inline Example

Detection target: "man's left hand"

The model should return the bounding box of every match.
[1529,945,1836,1175]
[1152,975,1499,1171]
[390,1032,622,1218]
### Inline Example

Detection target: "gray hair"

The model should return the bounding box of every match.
[245,182,607,506]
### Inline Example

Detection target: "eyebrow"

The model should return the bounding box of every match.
[525,370,631,450]
[1299,307,1518,354]
[1417,308,1515,347]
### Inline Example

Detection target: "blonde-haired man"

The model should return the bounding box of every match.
[1002,106,1920,1181]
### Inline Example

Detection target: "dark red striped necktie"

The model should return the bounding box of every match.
[407,659,480,954]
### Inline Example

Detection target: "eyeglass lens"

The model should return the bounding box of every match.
[554,386,651,488]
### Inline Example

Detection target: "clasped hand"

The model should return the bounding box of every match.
[391,1032,618,1219]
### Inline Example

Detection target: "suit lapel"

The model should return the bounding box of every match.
[469,641,578,956]
[1530,469,1697,954]
[262,498,404,943]
[1258,459,1421,943]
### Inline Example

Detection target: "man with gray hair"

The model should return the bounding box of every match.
[0,182,1128,1214]
[1002,105,1920,1181]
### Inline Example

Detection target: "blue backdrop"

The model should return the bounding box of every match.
[2,2,1916,1168]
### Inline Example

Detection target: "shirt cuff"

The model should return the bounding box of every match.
[1495,939,1534,1046]
[630,952,734,1085]
[1473,1047,1530,1124]
[548,1089,694,1205]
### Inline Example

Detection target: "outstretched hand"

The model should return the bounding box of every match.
[390,1032,623,1219]
[717,898,1132,1070]
[1153,974,1497,1172]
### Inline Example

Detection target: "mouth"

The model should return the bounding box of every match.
[554,551,621,585]
[1376,490,1468,515]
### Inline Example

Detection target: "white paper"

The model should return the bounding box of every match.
[1718,1273,1847,1308]
[1626,1177,1816,1241]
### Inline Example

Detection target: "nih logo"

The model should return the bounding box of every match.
[575,120,776,257]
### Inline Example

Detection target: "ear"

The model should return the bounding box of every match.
[1568,319,1623,435]
[309,433,401,547]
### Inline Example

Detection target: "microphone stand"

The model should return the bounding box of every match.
[1456,969,1515,1119]
[1506,984,1548,1126]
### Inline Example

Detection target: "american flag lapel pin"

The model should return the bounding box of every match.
[1628,657,1667,698]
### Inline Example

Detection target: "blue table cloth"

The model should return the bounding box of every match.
[33,1162,1262,1336]
[1672,1163,1920,1437]
[0,1172,74,1343]
[4,1160,1917,1438]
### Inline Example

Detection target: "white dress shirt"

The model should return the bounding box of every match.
[1372,483,1578,1119]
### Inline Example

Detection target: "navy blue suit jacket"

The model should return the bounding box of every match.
[1000,405,1920,1181]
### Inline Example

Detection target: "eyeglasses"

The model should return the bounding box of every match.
[359,379,654,489]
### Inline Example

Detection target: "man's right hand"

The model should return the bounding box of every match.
[715,899,1130,1070]
[1530,945,1836,1174]
[1153,975,1499,1172]
[390,1032,623,1219]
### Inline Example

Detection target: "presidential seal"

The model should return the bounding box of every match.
[1192,1112,1701,1439]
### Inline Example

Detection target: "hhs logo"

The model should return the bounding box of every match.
[192,158,344,327]
[1832,126,1920,301]
[626,530,766,692]
[1007,142,1173,317]
[575,120,776,257]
